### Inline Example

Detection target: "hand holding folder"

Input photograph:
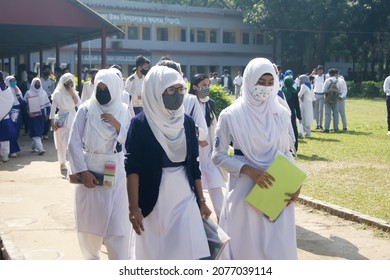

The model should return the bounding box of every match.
[245,153,307,222]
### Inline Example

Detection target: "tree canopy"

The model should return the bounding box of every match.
[127,0,390,81]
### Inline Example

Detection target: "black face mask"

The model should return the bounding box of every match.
[96,88,111,105]
[141,69,148,76]
[162,90,184,110]
[34,84,40,89]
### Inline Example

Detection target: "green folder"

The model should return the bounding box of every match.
[245,153,307,222]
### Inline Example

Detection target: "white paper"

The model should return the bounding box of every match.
[28,96,41,115]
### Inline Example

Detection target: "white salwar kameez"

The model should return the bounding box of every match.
[68,69,132,260]
[134,66,209,260]
[50,73,81,165]
[136,166,209,260]
[298,83,315,137]
[198,101,226,219]
[212,58,298,260]
[183,94,208,141]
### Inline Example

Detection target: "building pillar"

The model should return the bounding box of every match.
[101,28,107,68]
[77,36,83,93]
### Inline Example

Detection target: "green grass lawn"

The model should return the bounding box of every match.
[295,98,390,223]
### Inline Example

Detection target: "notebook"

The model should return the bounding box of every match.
[245,153,307,222]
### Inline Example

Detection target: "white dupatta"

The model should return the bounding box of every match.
[142,66,187,162]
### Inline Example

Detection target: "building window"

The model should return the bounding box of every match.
[128,26,138,40]
[117,25,125,39]
[210,30,217,43]
[142,27,151,40]
[197,30,206,43]
[157,28,169,41]
[190,29,195,42]
[223,31,235,44]
[242,32,249,45]
[181,29,186,42]
[253,33,264,45]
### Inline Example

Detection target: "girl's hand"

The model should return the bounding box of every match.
[241,164,275,189]
[200,201,212,218]
[101,114,120,132]
[51,122,58,131]
[198,140,208,148]
[81,171,99,188]
[285,187,301,206]
[129,207,144,235]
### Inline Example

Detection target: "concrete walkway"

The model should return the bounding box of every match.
[1,133,390,260]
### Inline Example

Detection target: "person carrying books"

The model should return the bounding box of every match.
[212,57,301,260]
[67,69,132,260]
[50,73,81,171]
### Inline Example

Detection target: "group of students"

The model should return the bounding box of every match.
[277,66,348,152]
[2,56,302,260]
[0,72,52,162]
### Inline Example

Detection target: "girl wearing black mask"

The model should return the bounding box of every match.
[24,77,51,155]
[125,66,211,259]
[68,69,131,260]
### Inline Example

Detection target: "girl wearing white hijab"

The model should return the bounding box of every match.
[0,87,14,162]
[50,73,81,170]
[298,75,316,138]
[212,57,300,259]
[125,66,211,259]
[24,77,51,155]
[5,76,25,157]
[68,68,131,260]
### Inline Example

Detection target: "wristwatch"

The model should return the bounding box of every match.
[200,197,206,203]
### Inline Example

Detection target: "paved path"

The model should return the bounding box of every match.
[1,133,390,260]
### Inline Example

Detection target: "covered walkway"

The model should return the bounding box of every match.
[0,0,122,89]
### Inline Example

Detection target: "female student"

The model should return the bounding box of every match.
[24,78,51,155]
[50,73,81,170]
[67,69,131,260]
[125,66,211,260]
[298,75,315,138]
[189,73,226,221]
[212,57,300,259]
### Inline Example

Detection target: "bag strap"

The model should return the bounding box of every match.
[189,103,195,118]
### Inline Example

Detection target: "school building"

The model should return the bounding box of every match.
[30,0,274,79]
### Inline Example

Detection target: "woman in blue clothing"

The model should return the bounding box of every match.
[0,87,14,162]
[5,76,25,158]
[125,66,211,260]
[24,78,51,155]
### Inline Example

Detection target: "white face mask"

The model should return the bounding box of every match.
[250,85,273,102]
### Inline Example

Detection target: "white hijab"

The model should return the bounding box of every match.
[84,68,128,154]
[5,76,19,105]
[51,73,77,112]
[142,66,187,162]
[224,57,291,169]
[0,87,14,120]
[27,78,51,109]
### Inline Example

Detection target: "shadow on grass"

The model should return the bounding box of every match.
[301,136,340,143]
[297,154,329,162]
[341,130,372,136]
[297,225,368,260]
